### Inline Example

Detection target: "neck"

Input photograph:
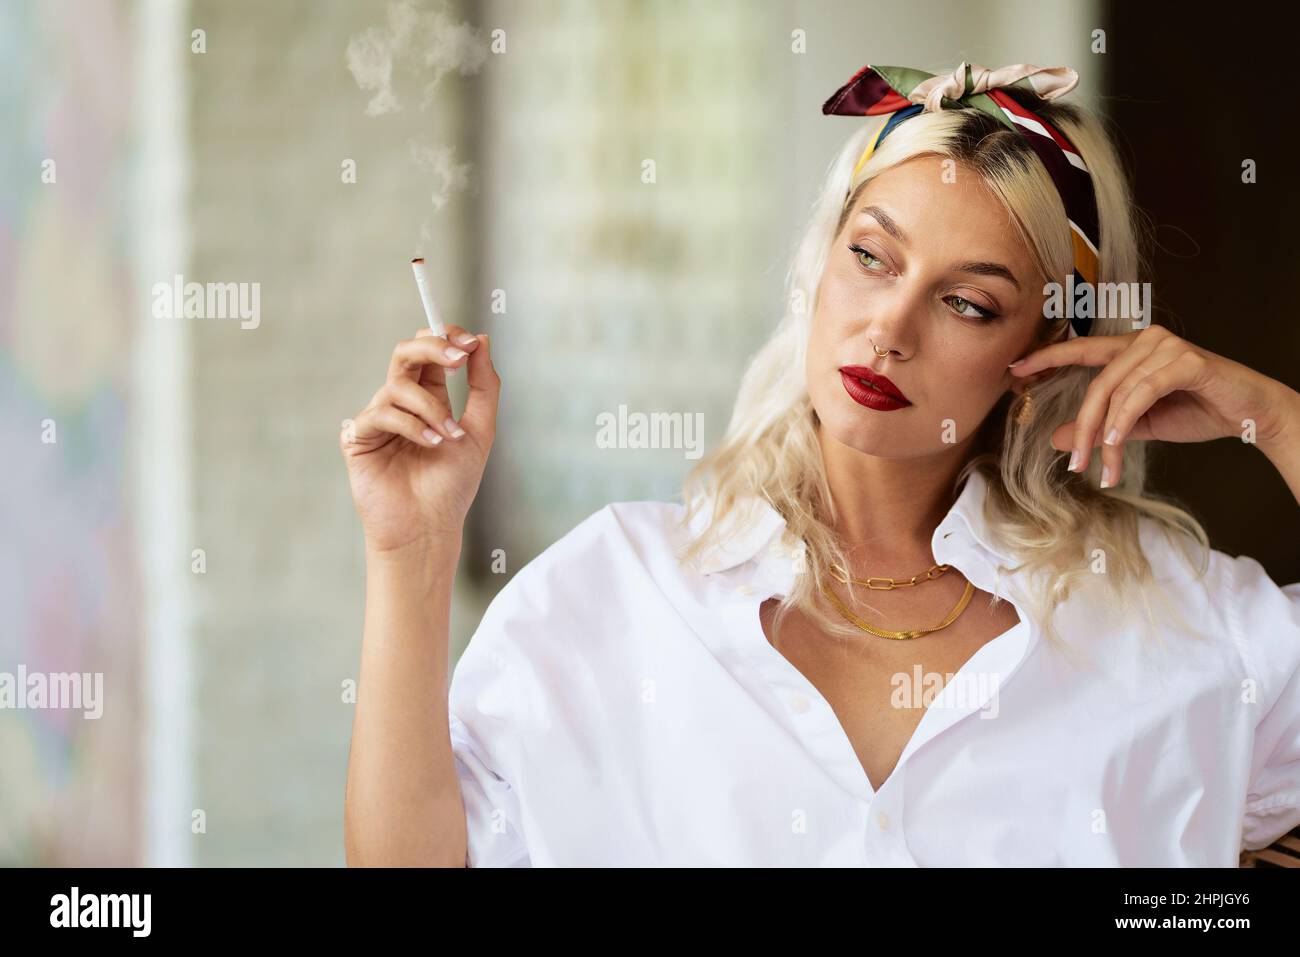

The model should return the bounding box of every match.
[816,421,978,577]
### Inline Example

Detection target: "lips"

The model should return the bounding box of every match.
[839,365,911,408]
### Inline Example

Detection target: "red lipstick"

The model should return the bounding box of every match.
[839,365,911,411]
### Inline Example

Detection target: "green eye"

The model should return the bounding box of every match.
[848,243,883,269]
[946,295,996,320]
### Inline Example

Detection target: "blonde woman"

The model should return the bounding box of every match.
[341,62,1300,866]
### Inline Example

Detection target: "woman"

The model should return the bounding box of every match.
[340,62,1300,866]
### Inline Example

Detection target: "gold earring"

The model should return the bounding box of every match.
[1015,388,1036,426]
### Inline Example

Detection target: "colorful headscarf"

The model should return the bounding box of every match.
[823,62,1101,337]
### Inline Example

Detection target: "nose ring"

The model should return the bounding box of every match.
[871,340,889,358]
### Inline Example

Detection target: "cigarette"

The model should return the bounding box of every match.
[411,257,456,375]
[410,258,446,338]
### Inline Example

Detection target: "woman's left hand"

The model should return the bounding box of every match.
[1008,324,1298,488]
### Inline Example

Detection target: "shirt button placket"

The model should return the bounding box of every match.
[865,774,911,866]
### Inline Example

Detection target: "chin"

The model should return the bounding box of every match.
[817,405,924,458]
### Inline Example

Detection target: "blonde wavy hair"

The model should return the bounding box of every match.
[676,88,1212,655]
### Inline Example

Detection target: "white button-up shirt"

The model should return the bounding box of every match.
[447,470,1300,866]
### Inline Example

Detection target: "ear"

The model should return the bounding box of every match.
[1007,367,1055,397]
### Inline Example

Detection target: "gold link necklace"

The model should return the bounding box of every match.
[820,560,975,640]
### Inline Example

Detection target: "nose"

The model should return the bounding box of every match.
[862,284,922,359]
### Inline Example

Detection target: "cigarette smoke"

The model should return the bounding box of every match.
[411,141,475,253]
[409,141,473,213]
[345,0,487,116]
[346,0,487,251]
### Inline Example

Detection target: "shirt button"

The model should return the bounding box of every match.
[736,583,758,597]
[789,693,810,714]
[875,811,890,830]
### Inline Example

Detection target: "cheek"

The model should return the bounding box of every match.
[815,266,859,322]
[810,270,859,351]
[930,345,1018,413]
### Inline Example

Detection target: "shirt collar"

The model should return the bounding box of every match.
[686,468,1014,577]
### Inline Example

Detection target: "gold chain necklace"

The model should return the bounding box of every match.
[820,561,974,640]
[827,560,952,589]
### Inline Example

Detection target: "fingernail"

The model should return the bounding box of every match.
[1008,358,1024,367]
[1100,466,1112,489]
[1103,427,1119,446]
[444,418,465,438]
[1068,449,1080,472]
[454,333,477,346]
[422,429,442,446]
[446,347,468,360]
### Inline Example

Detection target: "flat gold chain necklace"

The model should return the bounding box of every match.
[821,561,974,640]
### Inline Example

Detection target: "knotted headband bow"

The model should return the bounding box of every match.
[823,61,1101,337]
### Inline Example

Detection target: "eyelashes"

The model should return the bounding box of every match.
[946,295,997,321]
[845,243,1000,321]
[847,242,884,271]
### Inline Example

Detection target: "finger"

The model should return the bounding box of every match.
[384,378,462,441]
[1098,354,1181,489]
[1068,331,1172,474]
[432,324,481,380]
[1107,351,1204,452]
[1098,427,1124,489]
[460,333,501,447]
[1009,333,1135,378]
[415,324,479,350]
[1051,418,1157,452]
[354,404,443,450]
[388,335,472,384]
[1008,367,1053,397]
[442,323,481,351]
[412,330,451,391]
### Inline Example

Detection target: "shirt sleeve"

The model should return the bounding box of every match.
[447,586,537,868]
[448,712,531,867]
[444,504,615,867]
[1228,553,1300,851]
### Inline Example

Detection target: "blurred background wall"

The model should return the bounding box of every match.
[9,0,1293,867]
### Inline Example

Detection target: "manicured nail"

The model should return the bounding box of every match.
[446,347,468,360]
[1104,427,1119,446]
[454,333,477,346]
[1100,466,1112,489]
[444,418,465,438]
[1008,358,1024,367]
[1068,449,1080,472]
[422,429,442,446]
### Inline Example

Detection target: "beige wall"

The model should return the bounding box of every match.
[183,0,1099,867]
[0,0,1096,866]
[186,0,477,865]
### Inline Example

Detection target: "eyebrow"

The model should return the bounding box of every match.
[858,205,907,244]
[952,260,1021,291]
[858,204,1021,291]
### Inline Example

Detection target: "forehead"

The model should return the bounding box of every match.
[849,155,1025,253]
[857,155,1019,234]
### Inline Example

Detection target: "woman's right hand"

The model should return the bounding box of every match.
[340,324,501,552]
